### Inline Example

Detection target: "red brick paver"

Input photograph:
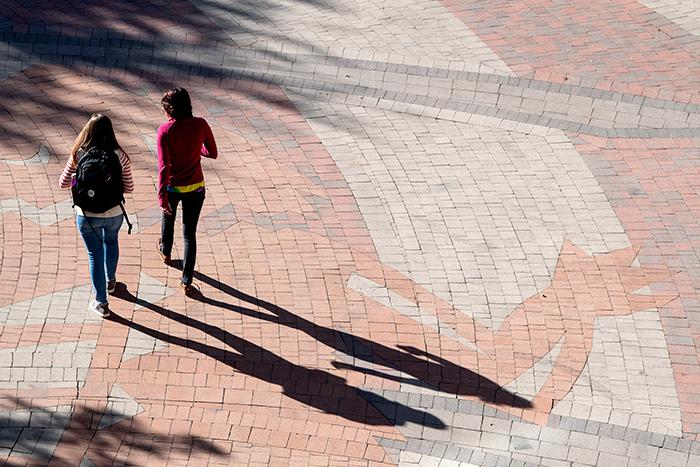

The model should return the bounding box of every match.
[2,0,700,465]
[441,0,700,100]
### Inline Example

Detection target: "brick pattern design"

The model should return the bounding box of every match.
[1,0,700,465]
[440,0,700,96]
[372,389,700,465]
[572,136,700,438]
[294,100,631,328]
[638,0,700,36]
[197,0,512,73]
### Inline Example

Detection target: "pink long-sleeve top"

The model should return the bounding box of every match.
[59,148,134,217]
[156,116,217,209]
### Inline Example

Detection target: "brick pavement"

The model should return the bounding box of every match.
[1,0,700,465]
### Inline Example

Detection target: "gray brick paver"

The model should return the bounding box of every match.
[3,0,700,465]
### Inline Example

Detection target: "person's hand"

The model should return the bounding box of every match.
[160,200,172,216]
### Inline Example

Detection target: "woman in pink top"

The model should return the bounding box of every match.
[156,87,218,295]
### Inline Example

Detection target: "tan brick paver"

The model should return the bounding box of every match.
[1,0,700,465]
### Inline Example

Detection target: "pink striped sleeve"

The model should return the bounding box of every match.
[119,150,134,193]
[59,159,76,189]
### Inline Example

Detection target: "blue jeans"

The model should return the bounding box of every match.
[77,214,123,304]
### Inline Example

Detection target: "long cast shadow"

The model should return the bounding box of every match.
[111,286,446,429]
[174,262,531,409]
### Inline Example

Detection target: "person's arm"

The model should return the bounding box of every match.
[156,127,172,213]
[201,120,218,159]
[119,150,134,194]
[59,158,76,189]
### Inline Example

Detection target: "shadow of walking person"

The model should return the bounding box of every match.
[110,286,447,429]
[170,262,531,409]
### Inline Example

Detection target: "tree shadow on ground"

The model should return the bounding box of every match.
[171,261,531,409]
[0,396,226,465]
[0,0,336,152]
[111,286,447,429]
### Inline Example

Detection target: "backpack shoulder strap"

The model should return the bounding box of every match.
[119,202,133,235]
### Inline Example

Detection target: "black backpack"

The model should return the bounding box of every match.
[71,147,124,213]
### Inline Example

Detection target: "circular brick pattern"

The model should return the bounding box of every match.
[1,1,700,465]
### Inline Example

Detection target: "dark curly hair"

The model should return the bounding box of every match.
[161,87,193,120]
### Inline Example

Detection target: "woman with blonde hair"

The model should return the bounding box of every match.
[59,114,134,317]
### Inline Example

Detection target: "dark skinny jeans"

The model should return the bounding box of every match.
[161,189,205,285]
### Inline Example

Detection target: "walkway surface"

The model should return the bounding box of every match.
[1,1,700,466]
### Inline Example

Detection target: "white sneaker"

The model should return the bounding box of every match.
[90,300,110,318]
[107,278,117,294]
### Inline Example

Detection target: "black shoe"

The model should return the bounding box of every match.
[90,300,110,318]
